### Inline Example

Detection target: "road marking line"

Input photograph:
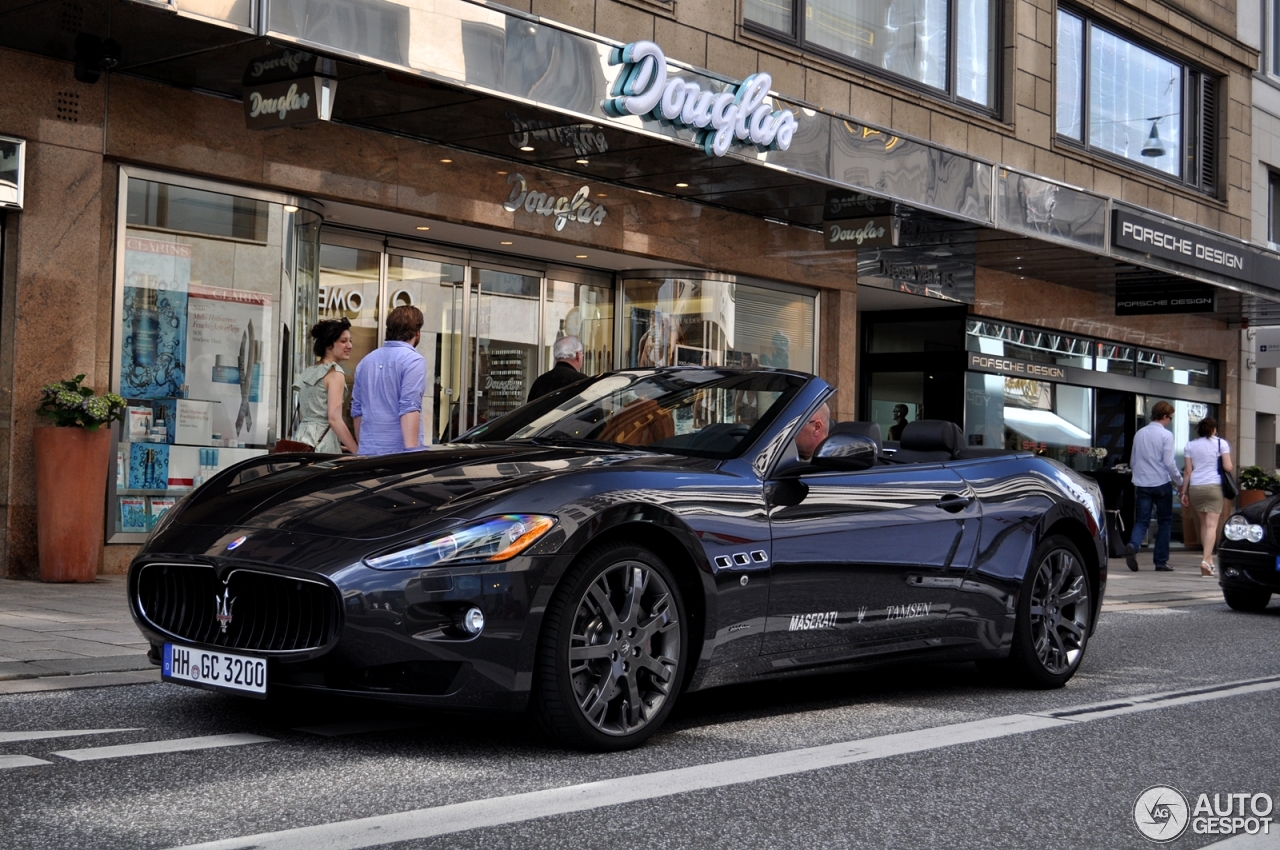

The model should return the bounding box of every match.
[0,728,144,744]
[0,755,52,769]
[53,733,275,762]
[163,675,1280,850]
[294,720,426,737]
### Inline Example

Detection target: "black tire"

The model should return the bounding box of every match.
[531,541,686,751]
[1223,587,1273,612]
[1007,534,1092,689]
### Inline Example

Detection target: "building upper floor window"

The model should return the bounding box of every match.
[744,0,998,110]
[1056,9,1217,193]
[1270,171,1280,244]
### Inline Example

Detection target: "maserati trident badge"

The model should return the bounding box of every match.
[215,588,235,634]
[226,535,248,551]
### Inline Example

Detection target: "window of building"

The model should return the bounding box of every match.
[1056,9,1217,193]
[1270,171,1280,244]
[744,0,998,110]
[621,274,816,372]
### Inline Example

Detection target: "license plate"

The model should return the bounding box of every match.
[162,643,267,698]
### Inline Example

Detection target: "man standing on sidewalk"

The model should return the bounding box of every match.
[1126,400,1184,572]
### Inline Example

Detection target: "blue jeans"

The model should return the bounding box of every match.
[1129,482,1174,566]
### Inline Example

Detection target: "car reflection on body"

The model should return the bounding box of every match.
[1215,503,1280,612]
[127,367,1107,751]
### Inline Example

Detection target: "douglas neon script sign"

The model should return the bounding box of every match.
[603,41,799,157]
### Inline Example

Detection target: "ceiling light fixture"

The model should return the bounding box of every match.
[520,145,535,152]
[440,158,453,163]
[575,254,589,259]
[497,170,508,175]
[283,205,298,213]
[596,193,607,197]
[416,226,431,231]
[500,240,513,245]
[576,158,589,165]
[675,182,689,188]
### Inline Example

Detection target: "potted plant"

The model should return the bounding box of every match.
[1237,466,1280,508]
[34,375,126,582]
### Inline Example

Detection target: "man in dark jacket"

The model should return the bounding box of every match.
[528,336,587,401]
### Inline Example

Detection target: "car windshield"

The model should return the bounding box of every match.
[454,370,806,459]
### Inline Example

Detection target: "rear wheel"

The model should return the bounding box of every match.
[1223,587,1272,612]
[1007,535,1092,689]
[531,541,686,751]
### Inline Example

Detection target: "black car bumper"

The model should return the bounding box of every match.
[128,549,565,712]
[1216,546,1280,593]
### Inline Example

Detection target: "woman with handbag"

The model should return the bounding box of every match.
[288,318,358,454]
[1179,416,1234,577]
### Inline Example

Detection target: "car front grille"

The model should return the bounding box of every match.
[136,563,340,653]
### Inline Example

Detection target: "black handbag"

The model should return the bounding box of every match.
[1105,510,1128,558]
[1218,438,1239,500]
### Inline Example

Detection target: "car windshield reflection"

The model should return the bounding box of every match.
[454,369,806,459]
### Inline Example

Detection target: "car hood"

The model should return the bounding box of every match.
[165,443,686,541]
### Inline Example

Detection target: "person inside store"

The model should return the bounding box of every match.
[351,305,427,454]
[794,403,831,462]
[528,335,587,401]
[292,318,358,454]
[1179,416,1233,577]
[1125,400,1184,572]
[888,404,910,441]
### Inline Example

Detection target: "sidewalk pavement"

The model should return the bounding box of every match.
[0,547,1232,695]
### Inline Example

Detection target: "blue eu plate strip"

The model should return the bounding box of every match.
[162,643,172,677]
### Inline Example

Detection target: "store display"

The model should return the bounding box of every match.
[128,443,169,490]
[120,497,148,532]
[119,237,190,398]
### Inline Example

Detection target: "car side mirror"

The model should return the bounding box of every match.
[810,433,878,471]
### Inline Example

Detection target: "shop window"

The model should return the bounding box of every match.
[1136,350,1215,388]
[113,173,319,539]
[1056,9,1217,193]
[744,0,998,110]
[621,275,816,372]
[964,373,1098,469]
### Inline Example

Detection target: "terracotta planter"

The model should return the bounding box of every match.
[1238,489,1267,508]
[34,426,111,582]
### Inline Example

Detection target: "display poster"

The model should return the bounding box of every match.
[186,283,273,447]
[120,238,191,398]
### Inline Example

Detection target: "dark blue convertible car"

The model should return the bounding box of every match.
[128,367,1106,750]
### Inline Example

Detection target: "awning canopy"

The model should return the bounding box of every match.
[5,0,1280,323]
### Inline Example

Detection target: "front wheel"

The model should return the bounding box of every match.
[1223,587,1272,612]
[531,541,686,751]
[1007,535,1092,689]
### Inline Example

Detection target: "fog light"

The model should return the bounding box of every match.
[459,607,485,636]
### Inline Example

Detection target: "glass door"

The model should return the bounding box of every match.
[387,251,467,442]
[468,266,542,432]
[317,238,382,422]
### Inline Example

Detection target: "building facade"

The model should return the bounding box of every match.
[0,0,1274,576]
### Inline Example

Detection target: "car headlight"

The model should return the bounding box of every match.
[365,514,557,570]
[1224,515,1265,543]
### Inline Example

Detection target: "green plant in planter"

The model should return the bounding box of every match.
[37,375,127,430]
[1237,465,1280,493]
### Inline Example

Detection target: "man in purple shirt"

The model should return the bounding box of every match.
[351,306,427,454]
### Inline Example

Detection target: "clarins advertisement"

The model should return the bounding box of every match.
[119,238,190,398]
[186,284,273,447]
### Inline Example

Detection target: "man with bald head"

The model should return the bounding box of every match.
[794,403,831,461]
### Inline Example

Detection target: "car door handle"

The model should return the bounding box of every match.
[936,493,973,512]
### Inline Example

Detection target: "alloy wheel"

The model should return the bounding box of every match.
[566,559,681,737]
[1027,547,1090,676]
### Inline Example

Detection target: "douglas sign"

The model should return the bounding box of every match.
[603,41,800,157]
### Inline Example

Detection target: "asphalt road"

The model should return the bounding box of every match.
[0,600,1277,850]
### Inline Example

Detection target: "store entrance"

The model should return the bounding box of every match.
[315,231,614,444]
[858,307,968,441]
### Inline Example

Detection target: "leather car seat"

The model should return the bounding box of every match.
[892,420,963,463]
[829,421,883,454]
